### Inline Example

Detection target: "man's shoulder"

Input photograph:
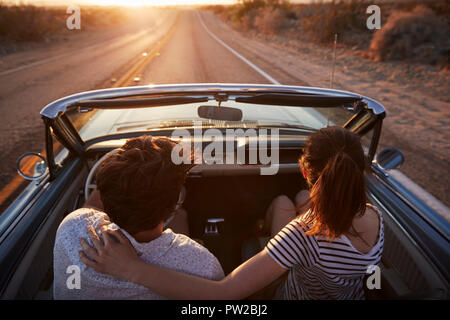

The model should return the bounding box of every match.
[165,231,225,280]
[169,232,211,255]
[56,208,108,245]
[59,207,106,228]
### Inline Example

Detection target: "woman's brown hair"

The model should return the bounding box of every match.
[299,126,367,240]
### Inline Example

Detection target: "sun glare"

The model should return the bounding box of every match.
[87,0,223,6]
[3,0,236,7]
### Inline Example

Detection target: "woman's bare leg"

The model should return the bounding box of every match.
[265,195,297,237]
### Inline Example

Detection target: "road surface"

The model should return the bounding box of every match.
[0,9,448,218]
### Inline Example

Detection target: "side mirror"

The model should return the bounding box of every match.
[16,153,49,181]
[375,147,404,170]
[198,105,243,121]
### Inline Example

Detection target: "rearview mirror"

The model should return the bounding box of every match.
[375,147,404,170]
[198,105,243,121]
[16,153,49,181]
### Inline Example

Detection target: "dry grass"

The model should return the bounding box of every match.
[0,3,129,45]
[369,6,449,66]
[291,0,370,44]
[252,6,287,35]
[207,0,450,67]
[206,0,372,43]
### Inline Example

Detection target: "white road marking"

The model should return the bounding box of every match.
[197,10,450,218]
[196,11,280,85]
[196,11,309,122]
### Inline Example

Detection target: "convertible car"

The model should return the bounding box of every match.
[0,84,448,299]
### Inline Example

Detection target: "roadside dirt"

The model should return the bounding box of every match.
[203,11,450,208]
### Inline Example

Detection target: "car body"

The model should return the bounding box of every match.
[0,84,448,299]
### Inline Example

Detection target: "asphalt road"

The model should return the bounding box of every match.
[139,10,306,85]
[0,9,448,216]
[0,9,306,211]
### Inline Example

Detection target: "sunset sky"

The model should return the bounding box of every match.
[2,0,315,7]
[2,0,239,5]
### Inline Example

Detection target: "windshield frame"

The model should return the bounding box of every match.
[41,84,386,180]
[41,84,385,119]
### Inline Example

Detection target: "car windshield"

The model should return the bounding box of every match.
[66,100,355,142]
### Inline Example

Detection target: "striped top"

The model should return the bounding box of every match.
[265,204,383,300]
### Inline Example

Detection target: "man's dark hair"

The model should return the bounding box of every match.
[96,136,187,235]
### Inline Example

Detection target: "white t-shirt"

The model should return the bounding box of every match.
[53,208,224,300]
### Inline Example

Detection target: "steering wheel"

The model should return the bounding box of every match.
[84,148,120,202]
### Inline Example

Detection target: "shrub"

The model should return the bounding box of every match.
[253,6,287,35]
[296,0,369,44]
[235,0,266,22]
[240,8,259,31]
[369,5,450,66]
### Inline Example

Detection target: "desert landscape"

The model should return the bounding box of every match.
[0,0,449,213]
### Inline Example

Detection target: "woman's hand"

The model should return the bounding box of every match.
[79,226,285,299]
[79,226,141,281]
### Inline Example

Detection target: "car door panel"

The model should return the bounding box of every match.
[366,173,449,298]
[0,158,85,299]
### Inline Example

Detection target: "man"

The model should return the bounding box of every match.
[53,136,224,299]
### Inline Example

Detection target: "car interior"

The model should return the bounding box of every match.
[2,136,448,300]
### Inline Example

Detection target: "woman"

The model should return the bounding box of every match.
[79,126,383,300]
